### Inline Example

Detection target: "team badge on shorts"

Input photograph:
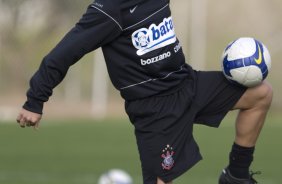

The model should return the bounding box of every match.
[161,145,175,170]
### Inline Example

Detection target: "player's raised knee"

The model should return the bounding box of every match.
[236,81,273,110]
[255,81,273,107]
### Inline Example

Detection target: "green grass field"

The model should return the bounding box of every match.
[0,113,281,184]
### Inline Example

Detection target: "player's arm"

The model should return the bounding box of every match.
[17,4,122,128]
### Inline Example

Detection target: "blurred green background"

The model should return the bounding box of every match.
[1,114,281,184]
[0,0,281,183]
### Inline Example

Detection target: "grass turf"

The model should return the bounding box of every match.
[0,113,281,184]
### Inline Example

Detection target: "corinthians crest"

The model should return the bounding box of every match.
[161,145,175,170]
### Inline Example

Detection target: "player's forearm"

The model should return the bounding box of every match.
[22,4,121,114]
[22,27,89,114]
[22,54,68,114]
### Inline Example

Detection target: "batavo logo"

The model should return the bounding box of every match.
[132,17,177,56]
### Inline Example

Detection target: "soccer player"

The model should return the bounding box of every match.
[16,1,273,184]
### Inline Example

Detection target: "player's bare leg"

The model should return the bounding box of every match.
[157,177,172,184]
[219,81,273,183]
[233,81,273,147]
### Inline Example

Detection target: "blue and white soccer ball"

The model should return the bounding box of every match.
[222,37,271,87]
[97,169,133,184]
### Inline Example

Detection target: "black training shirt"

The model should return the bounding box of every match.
[23,0,194,114]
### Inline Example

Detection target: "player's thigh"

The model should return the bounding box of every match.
[157,178,172,184]
[233,81,273,110]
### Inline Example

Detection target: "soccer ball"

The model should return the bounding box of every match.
[97,169,133,184]
[222,37,271,87]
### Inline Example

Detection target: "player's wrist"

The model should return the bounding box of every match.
[23,97,44,114]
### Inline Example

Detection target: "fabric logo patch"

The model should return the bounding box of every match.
[131,17,177,56]
[161,145,175,170]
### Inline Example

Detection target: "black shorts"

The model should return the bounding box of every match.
[125,71,246,184]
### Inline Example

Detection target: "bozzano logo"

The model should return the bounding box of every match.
[132,17,176,56]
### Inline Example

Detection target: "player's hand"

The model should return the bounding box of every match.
[16,108,42,129]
